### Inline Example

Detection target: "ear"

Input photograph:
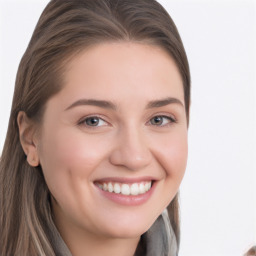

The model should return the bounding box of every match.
[17,111,40,167]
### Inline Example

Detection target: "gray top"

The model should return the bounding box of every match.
[49,209,178,256]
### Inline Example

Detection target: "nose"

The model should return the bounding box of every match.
[109,127,152,171]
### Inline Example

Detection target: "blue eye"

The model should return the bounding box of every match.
[81,116,107,127]
[150,116,175,126]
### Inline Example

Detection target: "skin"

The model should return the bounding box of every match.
[18,42,188,256]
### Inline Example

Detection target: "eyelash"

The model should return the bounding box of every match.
[78,114,176,128]
[148,115,176,127]
[78,115,108,128]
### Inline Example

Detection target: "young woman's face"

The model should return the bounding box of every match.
[37,42,188,239]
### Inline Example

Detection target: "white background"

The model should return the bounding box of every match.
[0,0,255,255]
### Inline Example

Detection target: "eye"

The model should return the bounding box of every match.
[149,115,175,126]
[79,116,107,127]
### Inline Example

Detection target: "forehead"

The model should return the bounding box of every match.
[50,42,184,109]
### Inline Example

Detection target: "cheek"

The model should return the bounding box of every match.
[40,129,104,174]
[168,135,188,176]
[37,127,110,203]
[153,130,188,179]
[37,128,112,219]
[148,129,187,212]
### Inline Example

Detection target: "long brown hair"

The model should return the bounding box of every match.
[0,0,190,255]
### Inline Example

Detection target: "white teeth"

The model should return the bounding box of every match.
[145,182,151,191]
[97,181,152,195]
[139,183,145,194]
[103,183,108,191]
[130,183,139,195]
[121,184,130,195]
[108,182,113,193]
[114,183,121,194]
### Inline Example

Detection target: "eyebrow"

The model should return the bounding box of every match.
[146,97,184,108]
[65,97,184,111]
[65,99,117,111]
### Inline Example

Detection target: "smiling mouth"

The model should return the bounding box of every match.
[95,181,152,196]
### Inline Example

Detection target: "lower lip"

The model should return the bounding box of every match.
[95,182,156,206]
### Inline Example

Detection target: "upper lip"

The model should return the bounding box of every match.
[94,176,158,184]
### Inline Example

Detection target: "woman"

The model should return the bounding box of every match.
[0,0,190,255]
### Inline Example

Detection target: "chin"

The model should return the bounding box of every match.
[95,212,157,239]
[103,225,148,239]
